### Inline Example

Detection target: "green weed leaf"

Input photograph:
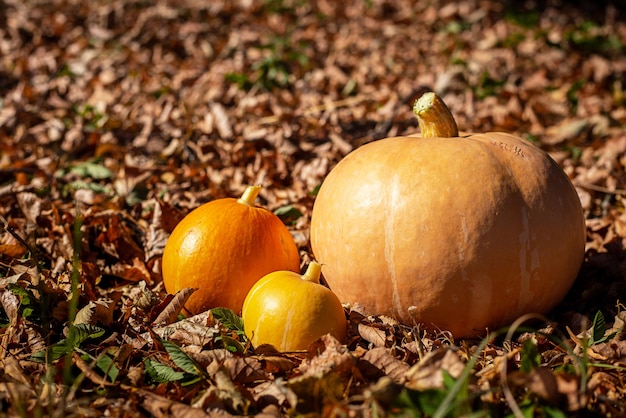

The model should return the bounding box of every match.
[273,205,303,224]
[220,335,246,354]
[520,339,541,372]
[64,181,112,196]
[511,401,569,418]
[68,161,114,180]
[7,283,36,320]
[591,311,617,345]
[592,310,607,343]
[144,358,186,383]
[67,324,106,347]
[7,284,35,308]
[392,387,447,416]
[211,308,248,351]
[31,343,73,363]
[30,324,105,363]
[162,340,201,376]
[95,354,119,383]
[212,307,245,334]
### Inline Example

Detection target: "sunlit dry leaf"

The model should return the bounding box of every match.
[74,303,96,326]
[205,353,268,384]
[508,367,560,402]
[91,212,145,262]
[329,132,352,155]
[134,280,160,310]
[508,368,585,411]
[196,369,251,414]
[123,384,212,418]
[113,168,153,201]
[186,310,215,325]
[190,347,231,368]
[404,348,465,391]
[359,347,410,384]
[0,382,36,406]
[1,357,31,386]
[0,272,25,290]
[0,356,35,408]
[152,316,220,347]
[589,340,626,361]
[362,376,403,410]
[16,192,42,225]
[0,243,28,258]
[357,323,387,347]
[3,0,626,414]
[152,287,196,326]
[611,311,626,339]
[74,299,115,326]
[111,257,152,284]
[74,187,110,205]
[250,380,298,413]
[0,289,20,326]
[287,371,346,413]
[544,119,590,146]
[144,199,171,261]
[258,354,296,375]
[566,325,611,360]
[180,344,264,384]
[126,366,144,388]
[25,320,47,354]
[587,370,622,408]
[299,334,355,378]
[210,102,233,139]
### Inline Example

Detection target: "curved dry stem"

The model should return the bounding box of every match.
[413,92,459,138]
[303,261,322,284]
[237,185,262,207]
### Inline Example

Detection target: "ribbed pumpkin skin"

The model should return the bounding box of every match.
[162,196,300,315]
[310,132,586,337]
[242,264,346,352]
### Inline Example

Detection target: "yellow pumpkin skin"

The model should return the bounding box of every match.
[310,131,586,338]
[242,262,347,351]
[162,186,301,315]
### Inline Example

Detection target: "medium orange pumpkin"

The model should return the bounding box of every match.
[242,261,347,351]
[162,185,301,315]
[310,92,586,337]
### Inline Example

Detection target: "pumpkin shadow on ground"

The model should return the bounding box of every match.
[550,238,626,333]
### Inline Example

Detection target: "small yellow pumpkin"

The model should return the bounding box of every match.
[162,185,301,315]
[310,92,586,337]
[242,261,347,351]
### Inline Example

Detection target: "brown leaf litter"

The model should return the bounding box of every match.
[1,0,626,416]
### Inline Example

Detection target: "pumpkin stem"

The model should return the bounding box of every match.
[302,261,322,284]
[413,92,459,138]
[237,185,262,207]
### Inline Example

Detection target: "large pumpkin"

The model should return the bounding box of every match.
[309,92,586,338]
[162,185,301,315]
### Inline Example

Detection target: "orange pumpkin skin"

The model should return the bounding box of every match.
[162,186,301,315]
[242,262,347,351]
[310,132,586,337]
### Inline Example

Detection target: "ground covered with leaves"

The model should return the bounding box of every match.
[1,0,626,416]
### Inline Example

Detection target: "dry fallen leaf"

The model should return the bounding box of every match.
[357,323,387,347]
[404,348,466,391]
[508,368,585,412]
[1,0,626,415]
[152,287,197,326]
[359,347,410,384]
[74,298,116,326]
